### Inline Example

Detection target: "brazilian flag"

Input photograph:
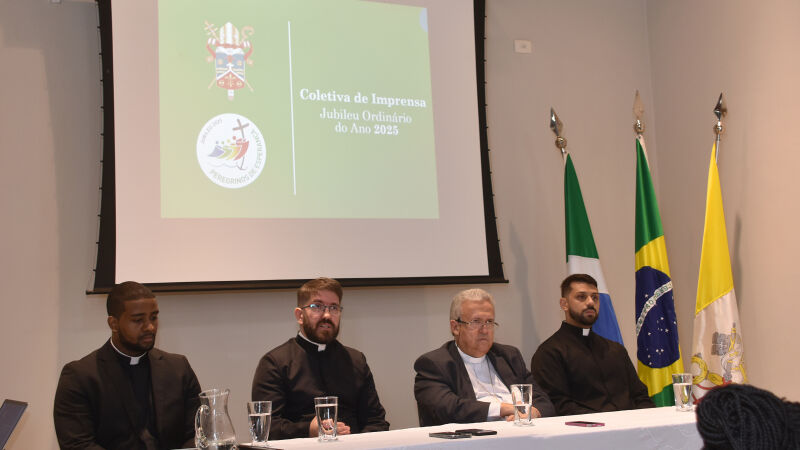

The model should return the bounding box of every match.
[634,137,684,406]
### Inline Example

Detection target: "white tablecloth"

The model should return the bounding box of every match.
[265,406,702,449]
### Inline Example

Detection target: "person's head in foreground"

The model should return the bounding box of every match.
[696,383,800,450]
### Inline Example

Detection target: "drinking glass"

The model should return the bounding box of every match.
[672,373,694,411]
[247,401,272,447]
[510,384,534,426]
[314,396,338,441]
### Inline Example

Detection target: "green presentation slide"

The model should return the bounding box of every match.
[158,0,438,218]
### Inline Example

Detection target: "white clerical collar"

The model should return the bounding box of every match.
[456,344,487,364]
[564,321,592,337]
[298,332,326,352]
[109,338,147,365]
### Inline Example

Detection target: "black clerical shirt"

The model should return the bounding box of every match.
[251,335,389,440]
[111,350,159,449]
[531,321,654,416]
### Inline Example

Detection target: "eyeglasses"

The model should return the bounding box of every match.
[456,318,499,330]
[301,303,343,315]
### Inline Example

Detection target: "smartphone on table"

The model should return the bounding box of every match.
[455,428,498,436]
[429,431,472,439]
[565,420,605,427]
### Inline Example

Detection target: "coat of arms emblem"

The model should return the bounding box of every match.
[204,21,254,100]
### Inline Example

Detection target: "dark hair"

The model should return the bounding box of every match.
[297,277,343,307]
[696,383,800,450]
[560,274,598,297]
[106,281,155,318]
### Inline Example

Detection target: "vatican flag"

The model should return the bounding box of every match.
[690,143,747,402]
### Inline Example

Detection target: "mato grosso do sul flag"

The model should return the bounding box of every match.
[564,153,623,344]
[634,136,684,406]
[691,142,747,402]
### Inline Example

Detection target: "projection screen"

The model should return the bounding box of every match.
[91,0,504,292]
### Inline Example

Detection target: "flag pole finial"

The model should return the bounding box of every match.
[713,93,726,137]
[633,90,645,135]
[713,93,726,162]
[550,107,567,156]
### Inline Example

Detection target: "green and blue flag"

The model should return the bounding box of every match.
[564,153,623,344]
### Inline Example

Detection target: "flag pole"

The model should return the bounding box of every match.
[633,89,685,405]
[556,106,625,343]
[713,93,726,163]
[633,90,645,138]
[550,107,568,163]
[633,90,647,160]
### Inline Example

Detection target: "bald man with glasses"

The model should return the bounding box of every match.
[413,288,554,426]
[252,277,389,440]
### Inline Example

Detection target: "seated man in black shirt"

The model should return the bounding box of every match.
[252,277,390,440]
[531,274,654,415]
[53,281,202,450]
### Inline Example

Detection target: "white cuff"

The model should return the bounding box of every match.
[486,400,501,420]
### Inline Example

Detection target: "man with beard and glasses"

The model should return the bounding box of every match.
[53,281,202,450]
[251,277,389,440]
[531,274,653,416]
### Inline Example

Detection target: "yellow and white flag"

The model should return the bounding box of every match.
[690,143,747,402]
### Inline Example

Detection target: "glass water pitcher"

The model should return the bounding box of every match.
[195,388,238,450]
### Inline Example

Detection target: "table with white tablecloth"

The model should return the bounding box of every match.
[263,406,702,449]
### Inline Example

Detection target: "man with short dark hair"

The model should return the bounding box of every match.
[252,277,389,440]
[413,288,554,426]
[54,281,202,449]
[531,274,654,416]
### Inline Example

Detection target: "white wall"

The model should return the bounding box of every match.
[646,0,800,402]
[484,0,658,357]
[5,0,794,449]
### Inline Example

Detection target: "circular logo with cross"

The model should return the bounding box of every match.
[196,113,266,189]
